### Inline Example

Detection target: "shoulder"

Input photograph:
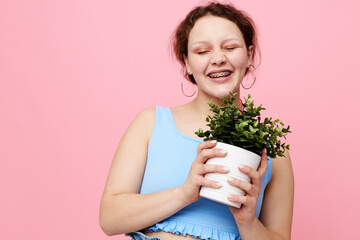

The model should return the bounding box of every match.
[131,106,156,127]
[123,107,156,144]
[271,149,293,181]
[267,149,294,200]
[133,106,156,125]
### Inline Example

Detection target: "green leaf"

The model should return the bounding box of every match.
[194,91,291,158]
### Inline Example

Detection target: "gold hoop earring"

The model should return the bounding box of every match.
[241,65,257,90]
[181,76,197,97]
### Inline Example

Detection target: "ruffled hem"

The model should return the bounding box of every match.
[143,219,240,240]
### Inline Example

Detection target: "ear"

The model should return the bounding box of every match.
[247,45,254,67]
[184,55,192,75]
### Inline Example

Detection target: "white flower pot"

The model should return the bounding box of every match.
[199,142,261,208]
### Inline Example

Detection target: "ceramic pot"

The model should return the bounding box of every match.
[199,141,261,208]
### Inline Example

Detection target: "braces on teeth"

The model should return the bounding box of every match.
[209,72,231,78]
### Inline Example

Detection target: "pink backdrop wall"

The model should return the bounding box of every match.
[1,0,359,239]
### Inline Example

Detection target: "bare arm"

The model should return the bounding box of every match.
[258,149,294,240]
[99,108,189,235]
[227,149,294,240]
[99,108,231,236]
[242,150,294,240]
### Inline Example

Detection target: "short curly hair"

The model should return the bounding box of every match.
[172,2,260,84]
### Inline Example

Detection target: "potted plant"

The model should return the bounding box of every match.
[195,92,291,208]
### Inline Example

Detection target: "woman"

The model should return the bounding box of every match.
[99,2,294,240]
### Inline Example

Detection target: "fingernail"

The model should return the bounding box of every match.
[222,166,230,172]
[227,194,234,200]
[238,164,244,169]
[220,149,227,154]
[216,182,223,187]
[211,140,217,144]
[264,148,267,154]
[227,176,234,182]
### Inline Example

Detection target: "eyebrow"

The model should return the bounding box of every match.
[191,38,242,47]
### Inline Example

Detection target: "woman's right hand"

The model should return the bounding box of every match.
[178,140,229,204]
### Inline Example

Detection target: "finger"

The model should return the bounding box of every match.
[198,164,230,175]
[238,164,262,186]
[197,148,227,164]
[227,176,256,195]
[199,176,223,189]
[227,194,257,209]
[227,194,248,204]
[197,140,218,154]
[257,149,268,177]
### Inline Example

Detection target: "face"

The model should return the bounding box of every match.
[184,15,253,99]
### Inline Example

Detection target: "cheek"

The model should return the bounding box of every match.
[229,55,249,69]
[227,50,249,68]
[189,57,209,74]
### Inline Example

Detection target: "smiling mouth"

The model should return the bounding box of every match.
[208,71,232,78]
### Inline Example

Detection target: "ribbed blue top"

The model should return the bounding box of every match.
[139,106,272,240]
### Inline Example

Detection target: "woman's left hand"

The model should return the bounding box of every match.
[227,149,268,226]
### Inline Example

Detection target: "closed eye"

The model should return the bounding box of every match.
[197,51,209,55]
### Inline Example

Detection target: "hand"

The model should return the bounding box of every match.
[227,149,268,226]
[178,140,229,204]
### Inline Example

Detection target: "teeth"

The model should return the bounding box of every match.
[209,71,231,78]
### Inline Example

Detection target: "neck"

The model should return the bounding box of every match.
[189,88,242,117]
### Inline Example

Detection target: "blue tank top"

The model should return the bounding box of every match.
[139,106,272,240]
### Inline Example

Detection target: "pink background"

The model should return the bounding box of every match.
[1,0,359,239]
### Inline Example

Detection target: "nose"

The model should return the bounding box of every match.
[210,50,226,65]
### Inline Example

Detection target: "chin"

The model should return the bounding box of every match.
[207,91,232,100]
[213,87,240,99]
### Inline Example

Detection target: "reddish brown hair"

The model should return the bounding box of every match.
[172,2,260,84]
